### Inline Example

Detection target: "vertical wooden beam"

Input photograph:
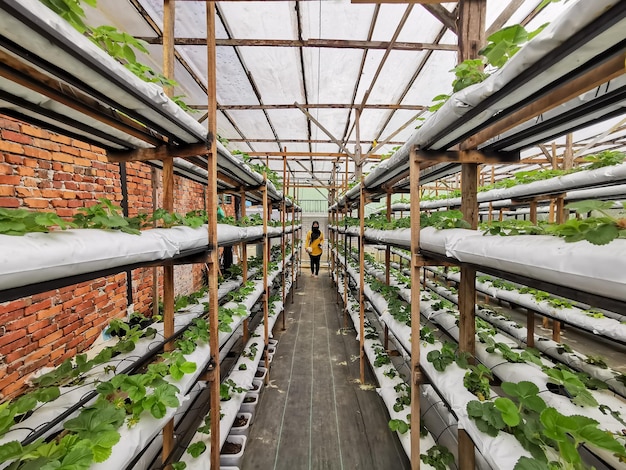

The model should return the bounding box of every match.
[359,179,366,385]
[161,2,176,463]
[240,189,249,342]
[458,3,485,464]
[281,156,287,330]
[291,197,296,302]
[409,148,422,470]
[458,0,487,62]
[205,3,221,469]
[563,133,574,170]
[151,169,160,319]
[263,178,270,384]
[385,192,392,286]
[343,205,349,328]
[458,161,478,470]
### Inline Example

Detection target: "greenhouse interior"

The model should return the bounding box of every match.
[0,0,626,469]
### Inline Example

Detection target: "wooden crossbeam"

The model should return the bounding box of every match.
[414,149,520,164]
[135,37,457,52]
[107,143,208,162]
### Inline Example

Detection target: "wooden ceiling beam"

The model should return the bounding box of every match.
[246,151,382,158]
[200,103,428,111]
[486,0,526,37]
[420,3,458,34]
[107,143,208,162]
[134,37,457,52]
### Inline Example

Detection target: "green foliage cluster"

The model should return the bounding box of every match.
[233,151,283,190]
[0,199,208,236]
[466,380,626,469]
[429,22,548,112]
[420,445,455,470]
[481,199,626,246]
[219,379,246,401]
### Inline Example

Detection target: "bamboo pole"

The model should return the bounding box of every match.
[409,148,422,469]
[205,3,221,469]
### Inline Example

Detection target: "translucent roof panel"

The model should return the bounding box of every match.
[74,0,624,191]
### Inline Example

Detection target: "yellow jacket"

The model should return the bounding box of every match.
[305,230,324,256]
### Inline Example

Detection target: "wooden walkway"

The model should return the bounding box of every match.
[242,270,410,470]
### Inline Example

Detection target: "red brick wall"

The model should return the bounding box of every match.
[0,116,208,399]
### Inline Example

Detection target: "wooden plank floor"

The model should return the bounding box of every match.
[242,270,411,470]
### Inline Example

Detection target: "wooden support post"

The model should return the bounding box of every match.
[359,178,366,385]
[527,309,535,348]
[343,207,349,328]
[240,190,250,342]
[386,192,391,286]
[409,148,422,469]
[282,154,287,331]
[291,201,296,302]
[459,160,479,470]
[205,4,221,469]
[529,200,538,225]
[161,2,176,463]
[263,179,270,384]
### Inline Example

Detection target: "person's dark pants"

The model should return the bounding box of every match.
[310,254,321,275]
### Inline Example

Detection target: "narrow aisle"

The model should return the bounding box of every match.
[242,271,410,470]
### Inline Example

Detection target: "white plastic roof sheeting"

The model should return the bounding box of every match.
[75,0,608,186]
[2,0,624,192]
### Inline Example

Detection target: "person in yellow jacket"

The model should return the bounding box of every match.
[305,221,324,277]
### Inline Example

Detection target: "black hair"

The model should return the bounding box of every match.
[310,221,321,242]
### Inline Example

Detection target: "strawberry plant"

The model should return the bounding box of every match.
[481,219,545,236]
[545,200,626,245]
[388,418,410,434]
[72,198,139,234]
[420,445,455,470]
[463,364,493,401]
[0,208,74,235]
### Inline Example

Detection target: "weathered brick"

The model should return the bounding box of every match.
[0,175,20,185]
[27,320,52,336]
[20,124,47,139]
[23,146,52,160]
[16,166,35,177]
[4,154,24,165]
[51,152,74,164]
[0,337,30,357]
[32,138,59,152]
[39,330,63,347]
[0,371,21,399]
[0,197,20,209]
[0,163,12,175]
[60,145,80,157]
[23,198,48,209]
[18,354,52,377]
[16,187,39,198]
[0,186,14,197]
[50,134,71,145]
[0,298,29,313]
[0,330,26,348]
[4,342,38,363]
[0,140,25,154]
[40,189,62,199]
[6,316,34,332]
[24,299,52,316]
[36,304,63,321]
